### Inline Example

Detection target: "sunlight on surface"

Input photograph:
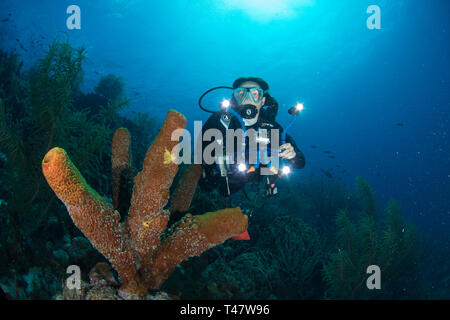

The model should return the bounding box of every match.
[220,0,314,22]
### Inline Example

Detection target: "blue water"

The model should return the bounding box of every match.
[1,0,448,269]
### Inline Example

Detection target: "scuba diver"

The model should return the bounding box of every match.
[197,77,306,239]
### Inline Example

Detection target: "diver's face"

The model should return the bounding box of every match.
[238,81,266,108]
[236,81,266,122]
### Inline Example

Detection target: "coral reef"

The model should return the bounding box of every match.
[165,215,323,300]
[0,38,437,300]
[0,50,27,120]
[111,127,132,210]
[163,176,422,300]
[94,74,125,103]
[170,164,203,214]
[0,40,163,299]
[0,41,92,282]
[322,180,420,299]
[255,216,323,299]
[54,263,175,300]
[42,110,248,297]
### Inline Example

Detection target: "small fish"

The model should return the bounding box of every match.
[396,122,404,127]
[323,150,331,154]
[1,18,9,23]
[311,145,317,149]
[163,148,175,164]
[336,164,341,168]
[18,42,27,52]
[142,221,152,227]
[320,168,333,179]
[329,155,335,159]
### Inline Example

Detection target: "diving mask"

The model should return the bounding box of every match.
[233,87,265,104]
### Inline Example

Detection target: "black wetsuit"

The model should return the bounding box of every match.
[198,110,305,196]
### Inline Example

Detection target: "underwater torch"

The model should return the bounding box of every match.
[288,102,305,116]
[220,99,231,109]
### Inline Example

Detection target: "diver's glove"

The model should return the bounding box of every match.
[279,143,296,160]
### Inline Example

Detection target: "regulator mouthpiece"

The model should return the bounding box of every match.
[238,104,258,119]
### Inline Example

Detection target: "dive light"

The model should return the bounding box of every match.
[288,102,305,115]
[221,99,231,109]
[238,163,247,172]
[281,165,291,175]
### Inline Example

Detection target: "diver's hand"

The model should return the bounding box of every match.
[279,143,296,160]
